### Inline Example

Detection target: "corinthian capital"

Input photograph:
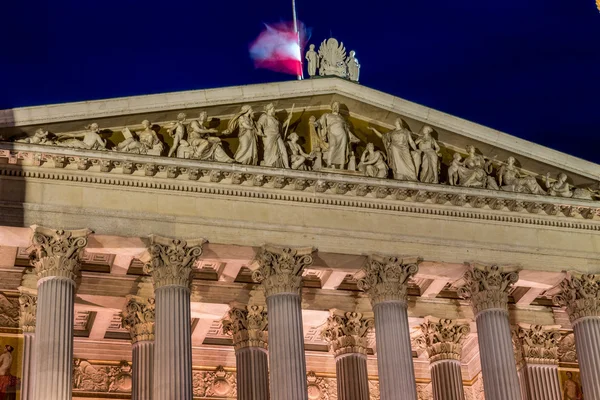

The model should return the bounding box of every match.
[457,264,519,315]
[553,272,600,324]
[251,245,315,297]
[18,268,38,333]
[222,305,268,351]
[321,310,374,357]
[142,235,206,290]
[357,254,420,305]
[122,295,155,343]
[417,316,471,363]
[28,225,92,281]
[516,323,562,365]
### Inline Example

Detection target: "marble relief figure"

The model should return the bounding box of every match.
[414,126,441,184]
[314,101,360,169]
[544,172,596,200]
[287,132,314,170]
[115,120,163,156]
[498,157,546,195]
[358,142,388,178]
[16,128,54,145]
[456,145,498,189]
[178,112,234,163]
[368,119,418,181]
[318,38,348,78]
[256,103,290,168]
[166,113,187,157]
[224,105,259,165]
[56,123,106,150]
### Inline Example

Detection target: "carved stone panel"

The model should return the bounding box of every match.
[73,359,132,393]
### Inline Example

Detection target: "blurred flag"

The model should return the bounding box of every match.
[249,22,305,76]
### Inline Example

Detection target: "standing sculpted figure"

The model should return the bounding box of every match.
[116,120,164,155]
[358,142,388,178]
[287,132,314,170]
[166,113,186,157]
[56,123,106,150]
[346,50,360,82]
[305,44,319,77]
[314,101,360,169]
[414,126,441,183]
[16,128,54,145]
[179,112,234,162]
[368,118,418,180]
[498,157,546,194]
[256,103,290,168]
[456,145,498,189]
[224,105,259,165]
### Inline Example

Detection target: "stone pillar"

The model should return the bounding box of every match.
[222,305,269,400]
[143,235,205,400]
[321,310,373,400]
[18,268,38,400]
[29,226,91,400]
[357,255,420,400]
[554,272,600,399]
[251,245,314,400]
[457,264,521,400]
[417,316,470,400]
[515,324,562,400]
[122,278,156,400]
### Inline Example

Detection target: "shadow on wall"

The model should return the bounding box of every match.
[0,108,25,229]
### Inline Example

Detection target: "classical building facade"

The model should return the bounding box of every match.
[0,77,598,400]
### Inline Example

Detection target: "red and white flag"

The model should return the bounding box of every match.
[249,22,304,76]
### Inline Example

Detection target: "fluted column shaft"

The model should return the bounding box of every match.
[430,360,465,400]
[133,341,154,400]
[20,332,35,400]
[573,318,600,399]
[32,277,75,400]
[336,353,369,400]
[475,309,521,400]
[236,347,269,400]
[153,285,192,400]
[267,293,308,400]
[373,301,417,400]
[524,364,561,400]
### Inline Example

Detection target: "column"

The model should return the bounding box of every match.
[417,316,470,400]
[554,272,600,399]
[29,226,91,400]
[143,235,205,400]
[222,305,269,400]
[122,277,156,400]
[357,254,420,400]
[516,324,562,400]
[457,264,521,400]
[18,268,38,400]
[252,245,314,400]
[321,310,373,400]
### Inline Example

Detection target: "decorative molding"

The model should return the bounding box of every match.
[142,235,206,290]
[321,310,374,357]
[457,264,519,315]
[416,316,471,363]
[357,254,420,305]
[28,225,92,281]
[73,359,132,393]
[251,245,315,297]
[516,323,562,365]
[121,295,155,343]
[192,366,237,398]
[222,305,268,351]
[553,271,600,324]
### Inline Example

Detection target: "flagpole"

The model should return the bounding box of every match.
[292,0,303,80]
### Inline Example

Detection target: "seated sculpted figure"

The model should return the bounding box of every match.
[544,172,596,200]
[358,143,388,178]
[16,128,54,145]
[286,132,314,170]
[56,123,106,150]
[178,111,234,163]
[115,120,164,156]
[456,145,498,189]
[498,157,546,195]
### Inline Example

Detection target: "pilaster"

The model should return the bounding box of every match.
[18,268,38,400]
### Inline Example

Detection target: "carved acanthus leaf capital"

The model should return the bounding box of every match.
[121,295,155,343]
[457,264,519,315]
[553,272,600,323]
[18,291,37,333]
[142,235,206,290]
[222,305,268,351]
[321,310,374,357]
[416,316,471,363]
[251,245,315,297]
[357,254,420,305]
[28,225,92,281]
[516,323,562,365]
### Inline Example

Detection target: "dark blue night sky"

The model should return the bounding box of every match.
[2,0,600,163]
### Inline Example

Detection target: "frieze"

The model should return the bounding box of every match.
[73,359,132,393]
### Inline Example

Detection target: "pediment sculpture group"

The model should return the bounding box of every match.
[11,101,599,201]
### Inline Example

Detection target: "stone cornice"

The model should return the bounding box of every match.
[553,271,600,323]
[458,264,520,316]
[2,144,599,232]
[321,310,374,357]
[222,305,268,351]
[417,316,471,363]
[516,323,562,365]
[357,254,420,305]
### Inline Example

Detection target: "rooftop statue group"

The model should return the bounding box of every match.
[9,102,599,201]
[305,38,360,82]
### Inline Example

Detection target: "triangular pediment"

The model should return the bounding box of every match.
[0,78,597,188]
